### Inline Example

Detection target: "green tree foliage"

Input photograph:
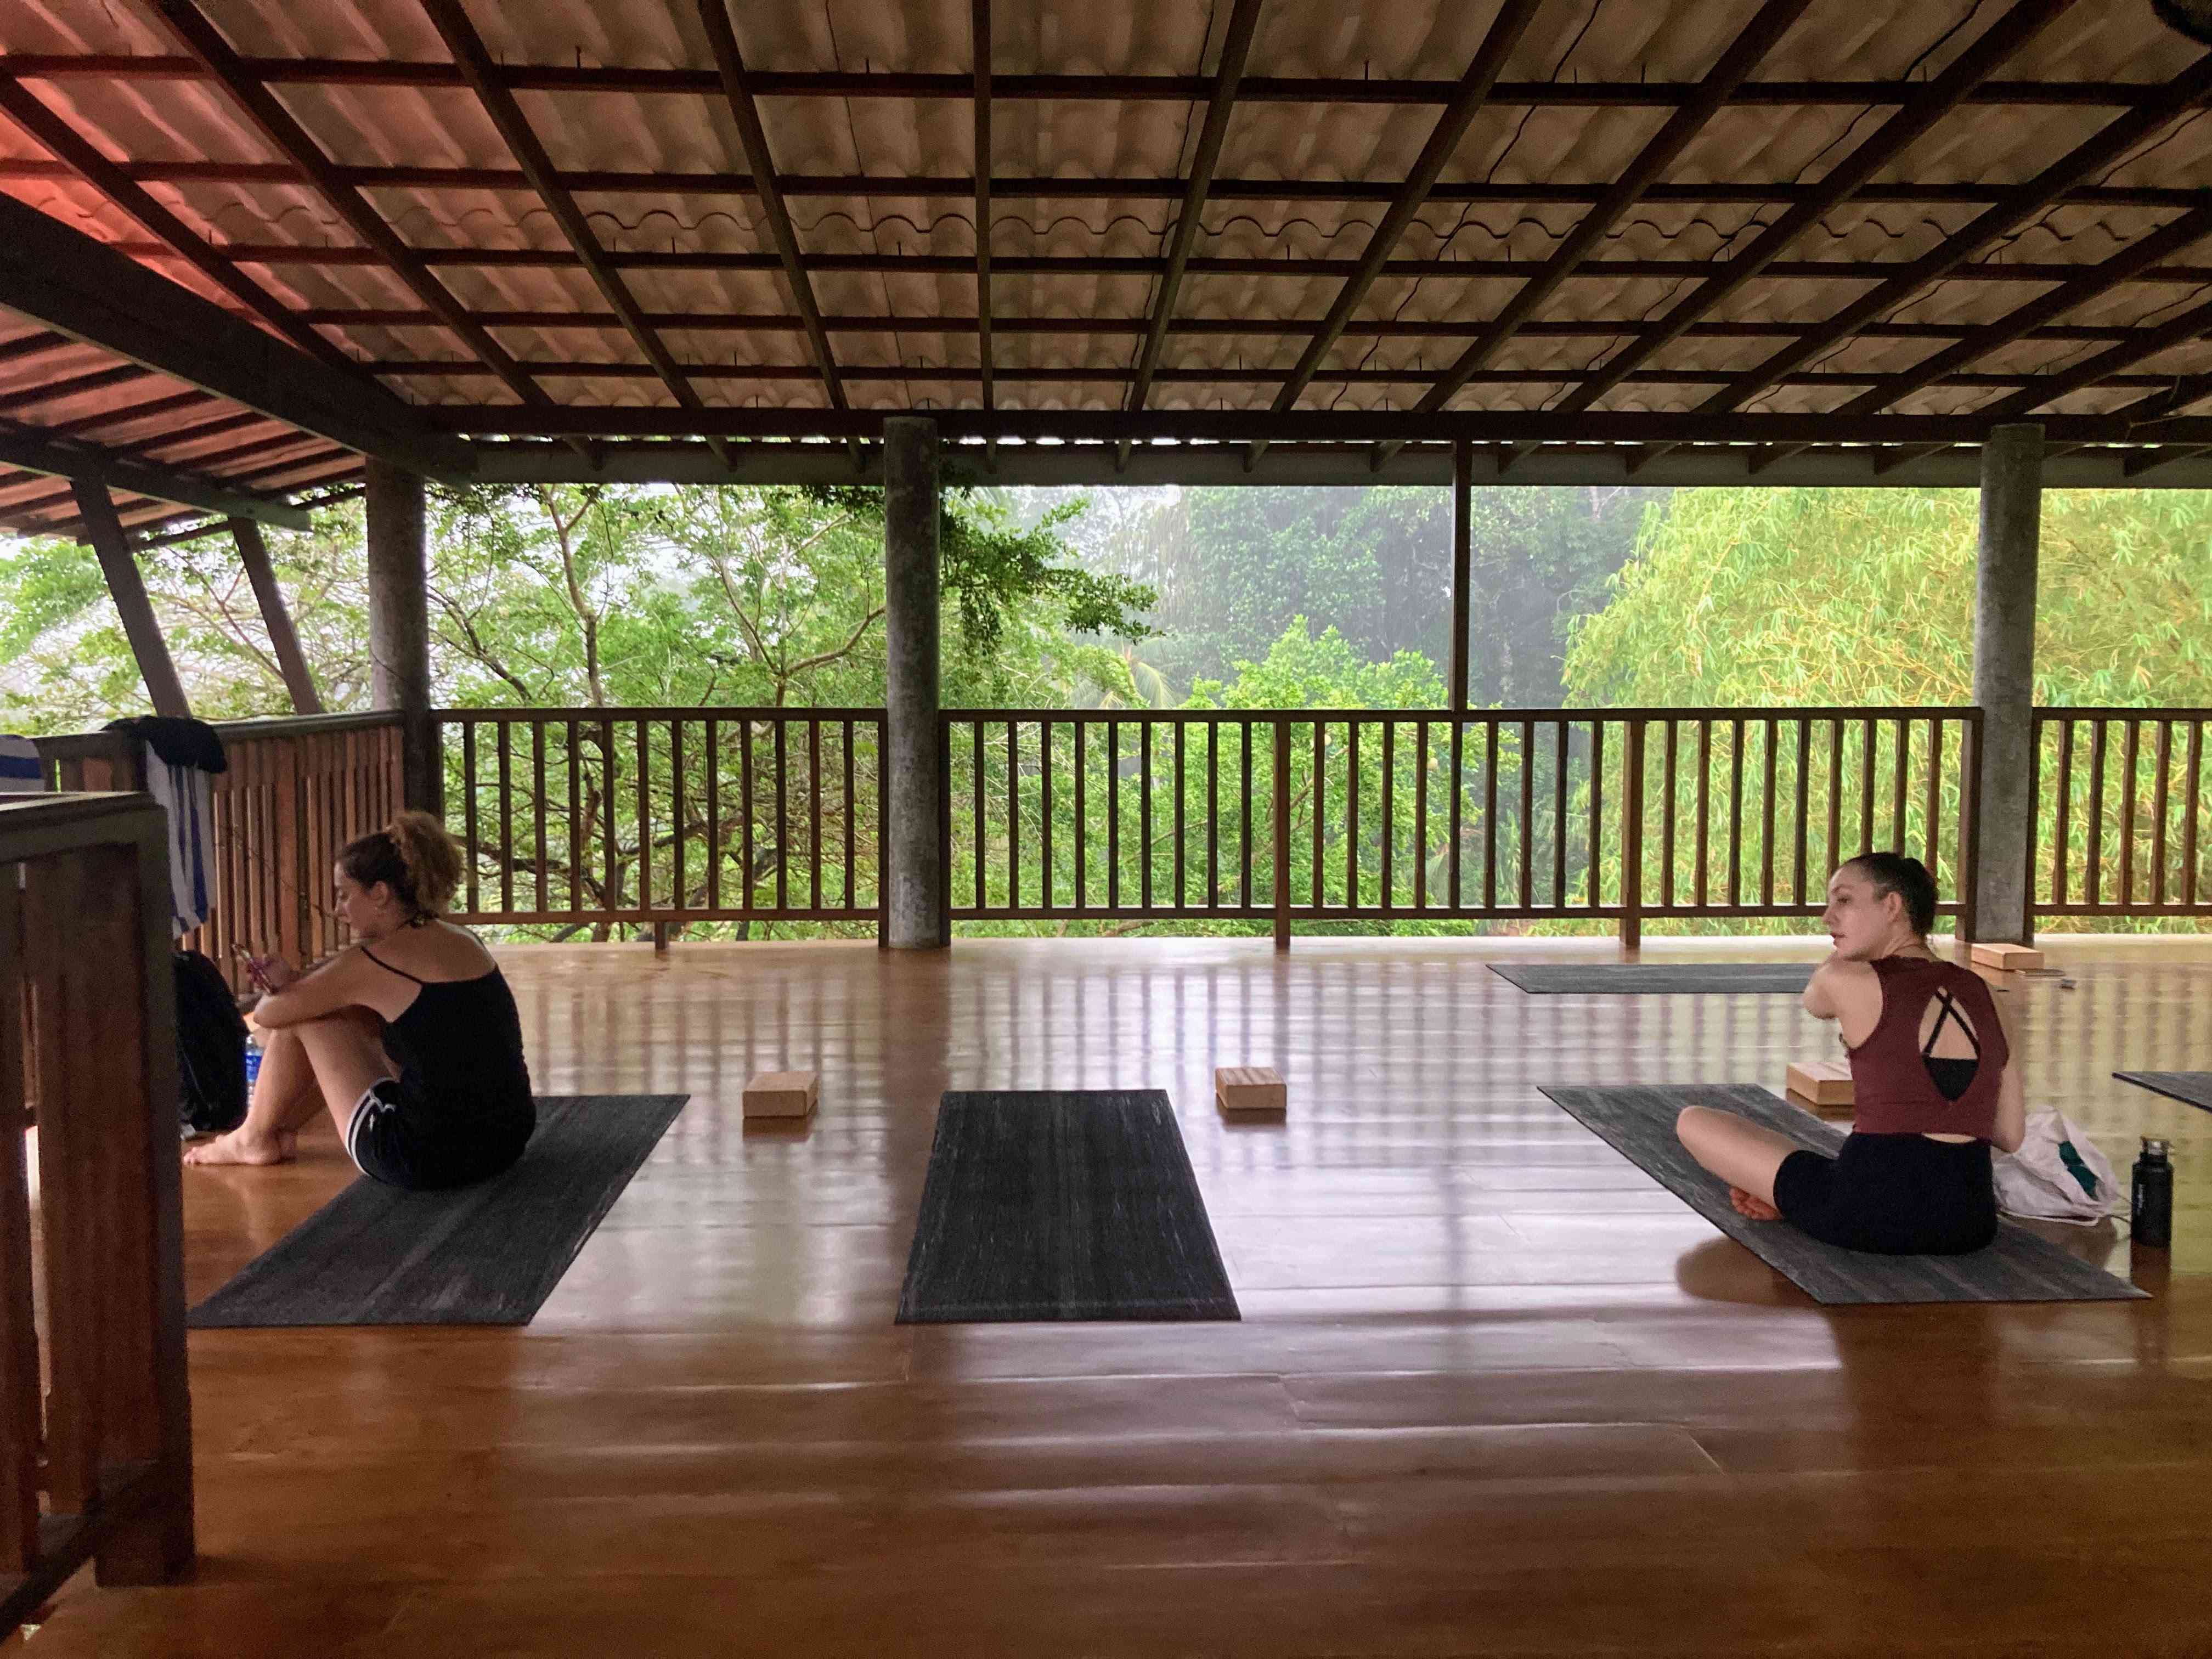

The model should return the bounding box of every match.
[1565,488,2212,934]
[1565,487,2212,708]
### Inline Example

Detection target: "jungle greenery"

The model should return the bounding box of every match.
[3,482,2205,939]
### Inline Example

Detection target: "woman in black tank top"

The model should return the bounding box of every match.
[185,812,535,1190]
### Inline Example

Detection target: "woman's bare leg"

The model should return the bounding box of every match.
[1675,1105,1805,1220]
[185,1012,390,1168]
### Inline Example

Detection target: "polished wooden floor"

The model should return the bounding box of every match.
[18,934,2212,1656]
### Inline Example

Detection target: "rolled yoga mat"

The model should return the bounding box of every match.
[898,1089,1239,1323]
[189,1094,691,1327]
[1492,963,1815,995]
[1538,1084,2146,1305]
[2114,1071,2212,1115]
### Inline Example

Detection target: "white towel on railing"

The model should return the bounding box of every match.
[0,734,42,793]
[143,753,215,935]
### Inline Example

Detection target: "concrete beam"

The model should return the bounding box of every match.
[0,425,312,529]
[0,189,467,479]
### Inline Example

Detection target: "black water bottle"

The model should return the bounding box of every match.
[2132,1138,2174,1249]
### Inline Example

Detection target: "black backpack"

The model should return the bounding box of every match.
[174,949,249,1135]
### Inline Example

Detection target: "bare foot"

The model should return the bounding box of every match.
[1728,1186,1782,1222]
[184,1127,295,1167]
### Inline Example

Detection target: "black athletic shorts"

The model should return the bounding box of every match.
[1774,1131,1997,1256]
[345,1078,531,1192]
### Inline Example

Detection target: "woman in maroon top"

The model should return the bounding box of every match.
[1676,853,2028,1255]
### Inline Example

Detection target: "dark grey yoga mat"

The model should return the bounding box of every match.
[898,1089,1239,1323]
[189,1094,690,1328]
[2114,1071,2212,1114]
[1493,963,1815,995]
[1538,1084,2145,1305]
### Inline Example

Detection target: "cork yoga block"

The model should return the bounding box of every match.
[1785,1060,1854,1108]
[743,1070,819,1120]
[1215,1066,1286,1116]
[1970,942,2045,973]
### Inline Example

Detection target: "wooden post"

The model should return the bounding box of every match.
[1621,717,1645,956]
[73,480,190,719]
[366,459,437,816]
[1449,439,1472,714]
[1272,718,1292,951]
[228,517,324,714]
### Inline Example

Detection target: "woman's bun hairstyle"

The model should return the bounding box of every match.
[337,810,462,916]
[1842,850,1937,936]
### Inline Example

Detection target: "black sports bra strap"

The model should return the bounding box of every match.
[359,944,428,986]
[1918,987,1981,1059]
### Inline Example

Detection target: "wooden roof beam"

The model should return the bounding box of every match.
[0,55,2171,109]
[148,0,553,417]
[0,190,464,475]
[1984,293,2212,421]
[973,0,994,436]
[1530,0,2077,435]
[0,72,370,379]
[1691,52,2212,422]
[1121,0,1266,469]
[419,0,731,467]
[695,0,857,467]
[1247,0,1543,468]
[0,421,312,527]
[1377,0,1813,471]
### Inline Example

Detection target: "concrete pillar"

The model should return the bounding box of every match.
[228,517,324,714]
[883,416,946,948]
[1971,422,2042,945]
[73,479,191,719]
[365,459,437,814]
[1449,440,1471,713]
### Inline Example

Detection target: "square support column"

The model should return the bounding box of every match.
[1972,422,2042,945]
[365,459,437,815]
[883,417,946,948]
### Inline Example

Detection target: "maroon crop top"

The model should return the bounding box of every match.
[1843,956,2008,1140]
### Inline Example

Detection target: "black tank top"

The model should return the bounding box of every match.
[360,945,534,1138]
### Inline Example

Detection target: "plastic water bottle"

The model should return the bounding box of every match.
[2131,1138,2174,1249]
[243,1033,263,1100]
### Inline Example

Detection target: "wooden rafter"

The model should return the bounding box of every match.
[0,72,367,378]
[0,190,462,474]
[1247,0,1543,467]
[147,0,552,412]
[1124,0,1266,440]
[1703,52,2212,420]
[419,0,731,467]
[0,54,2174,110]
[973,0,994,420]
[694,0,849,418]
[0,424,311,528]
[1535,0,2076,432]
[1376,0,1813,470]
[1985,294,2212,422]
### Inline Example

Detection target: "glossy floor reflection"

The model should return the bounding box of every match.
[21,934,2212,1657]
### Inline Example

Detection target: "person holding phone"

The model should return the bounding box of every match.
[186,811,534,1190]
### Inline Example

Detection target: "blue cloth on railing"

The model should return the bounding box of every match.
[0,735,41,793]
[105,716,226,935]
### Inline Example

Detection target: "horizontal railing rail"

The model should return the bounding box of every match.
[941,706,1981,945]
[435,707,884,932]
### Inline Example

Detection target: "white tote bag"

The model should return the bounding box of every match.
[1993,1111,2126,1224]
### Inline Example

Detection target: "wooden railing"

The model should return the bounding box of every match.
[942,707,1982,945]
[35,714,406,987]
[2034,709,2211,921]
[2,794,195,1638]
[437,708,884,933]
